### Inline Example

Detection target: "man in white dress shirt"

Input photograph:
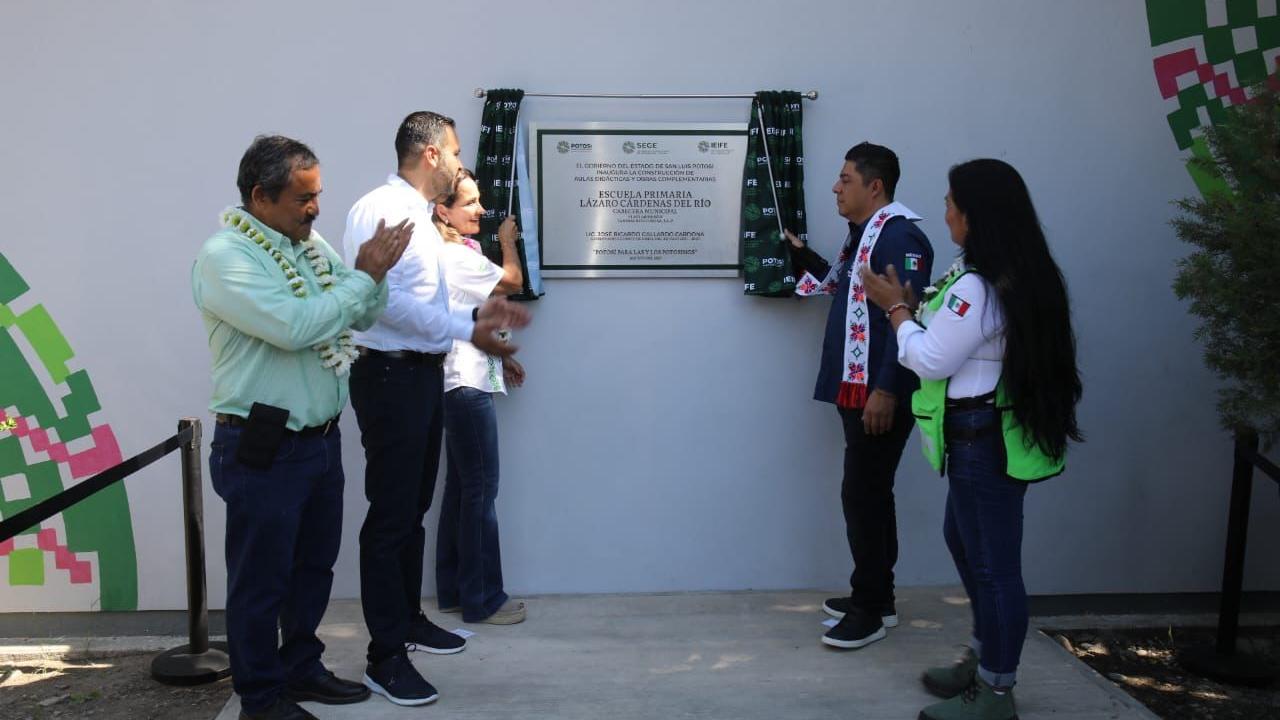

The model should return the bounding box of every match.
[343,111,528,707]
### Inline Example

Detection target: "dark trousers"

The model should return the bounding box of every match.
[349,354,444,663]
[836,404,914,612]
[943,406,1028,686]
[210,423,344,714]
[436,387,509,622]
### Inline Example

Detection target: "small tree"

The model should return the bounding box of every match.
[1171,86,1280,444]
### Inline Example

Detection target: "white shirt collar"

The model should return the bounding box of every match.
[386,173,434,210]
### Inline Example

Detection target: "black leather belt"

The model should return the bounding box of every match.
[215,413,340,437]
[944,392,999,441]
[945,391,997,410]
[358,347,446,366]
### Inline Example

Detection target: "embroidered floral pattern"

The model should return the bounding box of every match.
[792,204,919,407]
[848,361,866,383]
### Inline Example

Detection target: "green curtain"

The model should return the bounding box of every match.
[740,90,808,297]
[473,88,538,300]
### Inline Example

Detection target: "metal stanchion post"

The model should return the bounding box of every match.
[1214,430,1257,656]
[151,417,231,686]
[1180,429,1276,686]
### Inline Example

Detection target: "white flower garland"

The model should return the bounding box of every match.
[221,209,361,376]
[916,258,967,323]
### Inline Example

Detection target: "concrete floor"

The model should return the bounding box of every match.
[214,587,1158,720]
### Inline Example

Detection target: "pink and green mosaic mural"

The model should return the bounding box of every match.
[1148,0,1280,193]
[0,252,137,610]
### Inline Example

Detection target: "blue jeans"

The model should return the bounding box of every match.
[209,423,344,713]
[942,406,1028,688]
[436,387,509,622]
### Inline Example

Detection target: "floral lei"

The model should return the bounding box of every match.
[916,257,967,323]
[220,208,361,376]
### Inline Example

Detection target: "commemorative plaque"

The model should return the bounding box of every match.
[531,123,748,277]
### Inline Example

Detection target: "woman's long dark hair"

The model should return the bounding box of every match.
[949,159,1083,459]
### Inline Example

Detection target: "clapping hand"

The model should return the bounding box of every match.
[354,218,413,283]
[470,297,531,357]
[859,264,916,311]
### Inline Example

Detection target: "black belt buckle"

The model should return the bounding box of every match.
[299,414,340,437]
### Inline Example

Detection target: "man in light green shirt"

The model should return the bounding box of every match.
[192,135,410,720]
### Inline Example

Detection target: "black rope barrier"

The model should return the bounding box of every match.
[0,425,193,543]
[0,417,228,686]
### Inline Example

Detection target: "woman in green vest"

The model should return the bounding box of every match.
[861,158,1082,720]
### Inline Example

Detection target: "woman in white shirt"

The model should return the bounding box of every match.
[432,169,527,625]
[862,159,1082,720]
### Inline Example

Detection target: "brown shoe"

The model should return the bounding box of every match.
[481,600,526,625]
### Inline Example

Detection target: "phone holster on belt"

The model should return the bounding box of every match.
[234,402,290,470]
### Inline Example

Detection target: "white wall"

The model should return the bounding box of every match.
[1,0,1276,611]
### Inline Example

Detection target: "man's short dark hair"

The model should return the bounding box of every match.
[844,142,900,201]
[237,135,318,205]
[395,111,456,167]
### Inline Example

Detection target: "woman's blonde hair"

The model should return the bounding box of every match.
[433,167,478,244]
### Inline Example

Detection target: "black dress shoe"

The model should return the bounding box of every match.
[239,697,319,720]
[285,668,372,705]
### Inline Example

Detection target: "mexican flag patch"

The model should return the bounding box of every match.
[946,295,971,317]
[904,255,920,271]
